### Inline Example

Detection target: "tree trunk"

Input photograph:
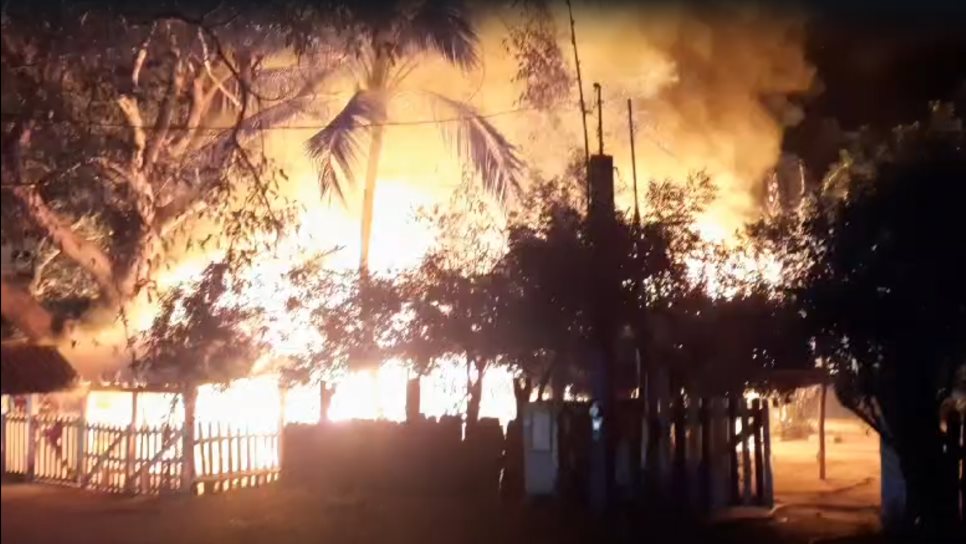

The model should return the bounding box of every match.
[181,385,197,493]
[359,122,385,273]
[884,352,960,537]
[0,278,58,341]
[358,49,390,274]
[466,358,484,434]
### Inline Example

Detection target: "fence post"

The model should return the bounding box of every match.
[75,393,87,485]
[278,385,286,476]
[727,397,739,505]
[761,398,774,508]
[752,399,765,505]
[672,396,687,505]
[709,398,729,512]
[181,387,197,494]
[25,394,36,480]
[1,403,6,476]
[741,399,753,504]
[699,398,711,513]
[125,390,139,493]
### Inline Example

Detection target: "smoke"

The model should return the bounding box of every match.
[472,1,816,237]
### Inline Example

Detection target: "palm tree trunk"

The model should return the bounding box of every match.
[359,47,391,274]
[359,123,385,273]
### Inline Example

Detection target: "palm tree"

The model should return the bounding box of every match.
[303,0,524,273]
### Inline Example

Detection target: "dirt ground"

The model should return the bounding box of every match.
[769,417,882,542]
[1,478,883,544]
[2,417,886,544]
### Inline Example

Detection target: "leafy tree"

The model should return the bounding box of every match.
[136,261,264,388]
[762,102,966,535]
[0,4,341,343]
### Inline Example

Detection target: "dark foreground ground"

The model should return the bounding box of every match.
[1,480,885,544]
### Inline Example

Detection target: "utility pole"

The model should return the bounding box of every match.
[594,83,603,155]
[627,99,640,227]
[565,0,591,207]
[587,83,618,513]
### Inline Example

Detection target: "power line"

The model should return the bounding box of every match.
[0,91,679,159]
[0,90,642,131]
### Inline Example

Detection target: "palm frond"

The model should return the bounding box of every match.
[400,0,479,71]
[252,60,339,100]
[427,92,524,202]
[189,94,320,167]
[306,90,386,203]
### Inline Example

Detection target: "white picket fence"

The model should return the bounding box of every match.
[1,411,280,494]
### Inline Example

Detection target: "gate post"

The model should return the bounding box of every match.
[125,390,139,493]
[761,399,774,507]
[75,393,87,484]
[25,394,36,480]
[181,387,197,494]
[1,401,6,476]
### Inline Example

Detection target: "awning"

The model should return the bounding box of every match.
[1,342,77,395]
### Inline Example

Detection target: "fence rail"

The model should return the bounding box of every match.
[551,395,773,511]
[2,408,280,495]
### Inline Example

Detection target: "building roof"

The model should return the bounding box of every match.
[1,342,77,395]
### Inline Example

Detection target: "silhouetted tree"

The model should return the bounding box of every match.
[761,102,966,536]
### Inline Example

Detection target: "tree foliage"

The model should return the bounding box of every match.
[760,102,966,534]
[1,3,339,341]
[136,261,265,387]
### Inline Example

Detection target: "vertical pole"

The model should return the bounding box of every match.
[762,398,774,508]
[819,382,828,480]
[25,394,35,480]
[76,392,87,484]
[699,398,711,513]
[673,396,687,505]
[752,399,765,505]
[564,0,591,206]
[181,387,197,494]
[278,384,286,476]
[594,83,603,155]
[1,401,6,476]
[126,390,139,492]
[627,99,641,227]
[727,397,739,504]
[710,398,729,512]
[742,400,753,504]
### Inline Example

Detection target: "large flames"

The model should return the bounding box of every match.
[56,4,808,430]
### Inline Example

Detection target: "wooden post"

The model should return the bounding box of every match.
[1,402,6,476]
[181,386,197,494]
[699,398,711,513]
[75,393,87,484]
[741,399,753,504]
[752,399,765,505]
[406,377,421,423]
[673,397,687,505]
[278,385,286,477]
[710,398,729,512]
[818,382,828,480]
[25,394,35,480]
[126,390,139,493]
[762,398,774,507]
[319,381,330,424]
[727,397,739,505]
